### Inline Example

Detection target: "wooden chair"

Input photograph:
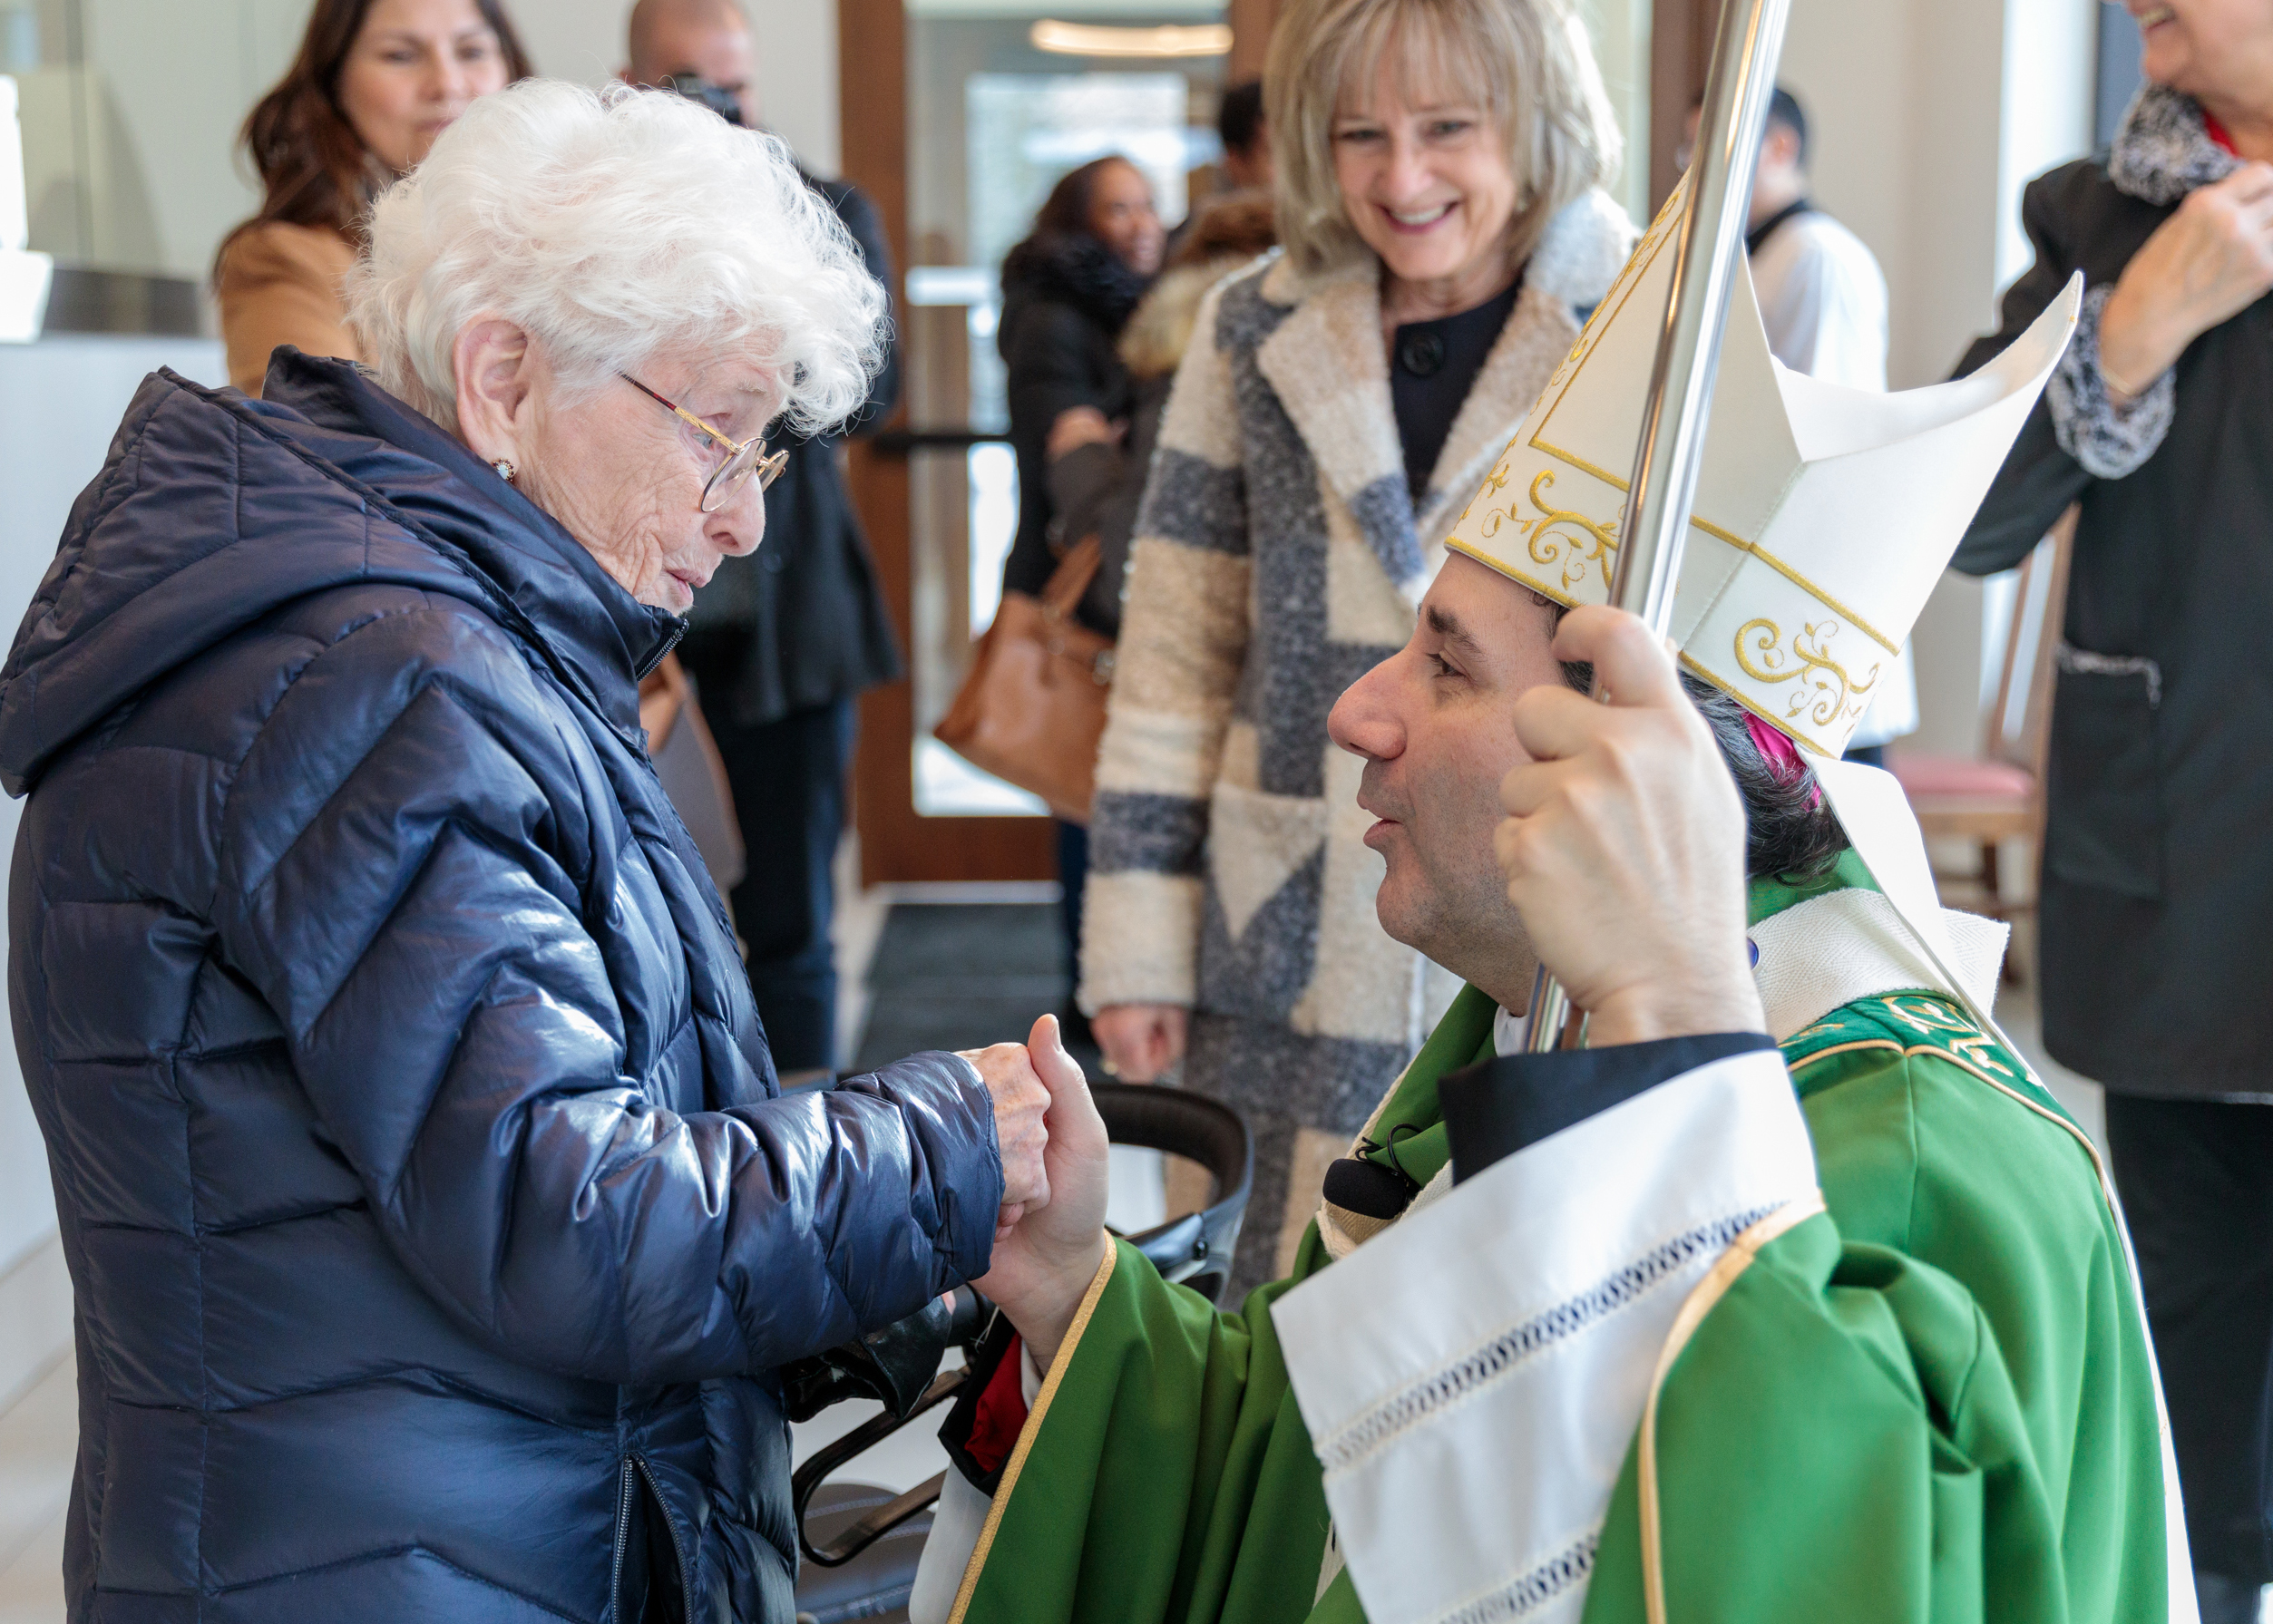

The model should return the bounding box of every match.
[1888,509,2076,931]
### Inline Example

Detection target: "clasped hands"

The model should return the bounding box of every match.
[981,607,1768,1364]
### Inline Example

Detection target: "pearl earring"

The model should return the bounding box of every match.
[492,459,516,483]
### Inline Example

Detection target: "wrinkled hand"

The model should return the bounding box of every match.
[2101,162,2273,395]
[1092,1002,1187,1082]
[975,1015,1111,1371]
[1494,606,1766,1047]
[1046,405,1125,460]
[957,1016,1057,1235]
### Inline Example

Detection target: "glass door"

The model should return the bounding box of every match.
[843,0,1655,881]
[844,0,1227,881]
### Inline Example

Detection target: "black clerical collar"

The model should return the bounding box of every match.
[1745,196,1815,258]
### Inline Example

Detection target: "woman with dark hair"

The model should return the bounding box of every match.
[214,0,532,397]
[994,154,1166,1021]
[1000,156,1168,609]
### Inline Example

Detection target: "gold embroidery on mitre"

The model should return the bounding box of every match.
[1732,618,1882,728]
[1474,468,1622,592]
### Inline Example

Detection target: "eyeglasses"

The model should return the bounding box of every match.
[620,374,789,512]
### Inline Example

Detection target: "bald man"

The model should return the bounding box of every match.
[624,0,903,1084]
[629,0,761,126]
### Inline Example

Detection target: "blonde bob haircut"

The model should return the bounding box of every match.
[1265,0,1621,280]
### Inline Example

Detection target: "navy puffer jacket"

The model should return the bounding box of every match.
[0,354,1003,1623]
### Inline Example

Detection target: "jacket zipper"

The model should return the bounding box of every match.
[633,1452,696,1624]
[609,1456,637,1619]
[633,618,687,684]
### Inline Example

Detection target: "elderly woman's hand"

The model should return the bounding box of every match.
[1493,607,1766,1047]
[2100,161,2273,399]
[958,1014,1059,1234]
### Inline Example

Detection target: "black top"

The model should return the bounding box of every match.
[1954,154,2273,1096]
[1744,196,1815,257]
[1390,273,1523,500]
[998,233,1147,600]
[677,170,904,727]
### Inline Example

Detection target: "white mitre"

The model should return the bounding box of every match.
[1443,181,2082,759]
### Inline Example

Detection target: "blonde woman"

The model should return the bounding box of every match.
[1082,0,1633,1294]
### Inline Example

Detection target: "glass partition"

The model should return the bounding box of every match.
[902,0,1224,816]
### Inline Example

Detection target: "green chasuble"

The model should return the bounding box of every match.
[942,861,2174,1624]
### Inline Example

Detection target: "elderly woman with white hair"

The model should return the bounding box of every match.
[0,82,1058,1624]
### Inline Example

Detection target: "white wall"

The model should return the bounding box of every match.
[18,0,844,288]
[1779,0,2096,754]
[1575,0,1653,229]
[495,0,844,174]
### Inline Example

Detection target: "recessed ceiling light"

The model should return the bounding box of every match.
[1029,19,1232,55]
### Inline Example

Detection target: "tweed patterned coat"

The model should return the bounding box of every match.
[1079,190,1635,1291]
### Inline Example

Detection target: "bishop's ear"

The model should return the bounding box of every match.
[451,318,537,466]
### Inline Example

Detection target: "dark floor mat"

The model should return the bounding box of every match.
[850,904,1096,1075]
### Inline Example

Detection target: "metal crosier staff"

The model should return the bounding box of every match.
[1517,0,1797,1054]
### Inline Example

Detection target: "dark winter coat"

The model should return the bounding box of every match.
[1953,88,2273,1096]
[678,173,904,727]
[998,232,1146,600]
[0,352,1003,1622]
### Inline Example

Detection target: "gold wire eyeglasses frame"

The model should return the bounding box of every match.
[619,374,790,512]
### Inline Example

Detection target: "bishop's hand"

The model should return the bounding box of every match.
[1495,606,1767,1047]
[974,1015,1111,1372]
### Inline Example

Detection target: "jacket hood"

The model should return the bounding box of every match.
[1000,231,1150,341]
[0,349,682,796]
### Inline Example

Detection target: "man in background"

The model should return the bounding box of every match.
[626,0,902,1082]
[1686,84,1913,763]
[1217,78,1273,193]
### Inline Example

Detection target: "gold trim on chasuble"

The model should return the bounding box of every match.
[1441,181,1894,744]
[1785,994,2112,1191]
[1635,1193,1828,1624]
[945,1241,1122,1624]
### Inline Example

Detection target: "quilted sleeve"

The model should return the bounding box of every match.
[208,604,1004,1383]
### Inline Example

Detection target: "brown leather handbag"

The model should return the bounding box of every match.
[934,536,1116,823]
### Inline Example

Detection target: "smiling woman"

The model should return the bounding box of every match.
[1079,0,1636,1296]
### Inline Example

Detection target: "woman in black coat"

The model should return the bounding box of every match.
[1952,9,2273,1615]
[995,156,1165,1011]
[2,83,1058,1624]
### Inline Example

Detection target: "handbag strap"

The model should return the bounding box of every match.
[1039,535,1105,623]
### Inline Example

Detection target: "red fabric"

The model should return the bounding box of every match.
[1744,712,1807,783]
[1743,713,1824,808]
[2205,111,2239,154]
[1886,752,2034,800]
[963,1336,1031,1476]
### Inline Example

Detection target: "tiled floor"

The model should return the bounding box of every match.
[0,1354,71,1622]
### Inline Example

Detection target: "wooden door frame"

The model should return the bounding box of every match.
[1650,0,1713,209]
[839,0,1055,884]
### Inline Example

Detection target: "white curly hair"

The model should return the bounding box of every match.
[346,80,886,436]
